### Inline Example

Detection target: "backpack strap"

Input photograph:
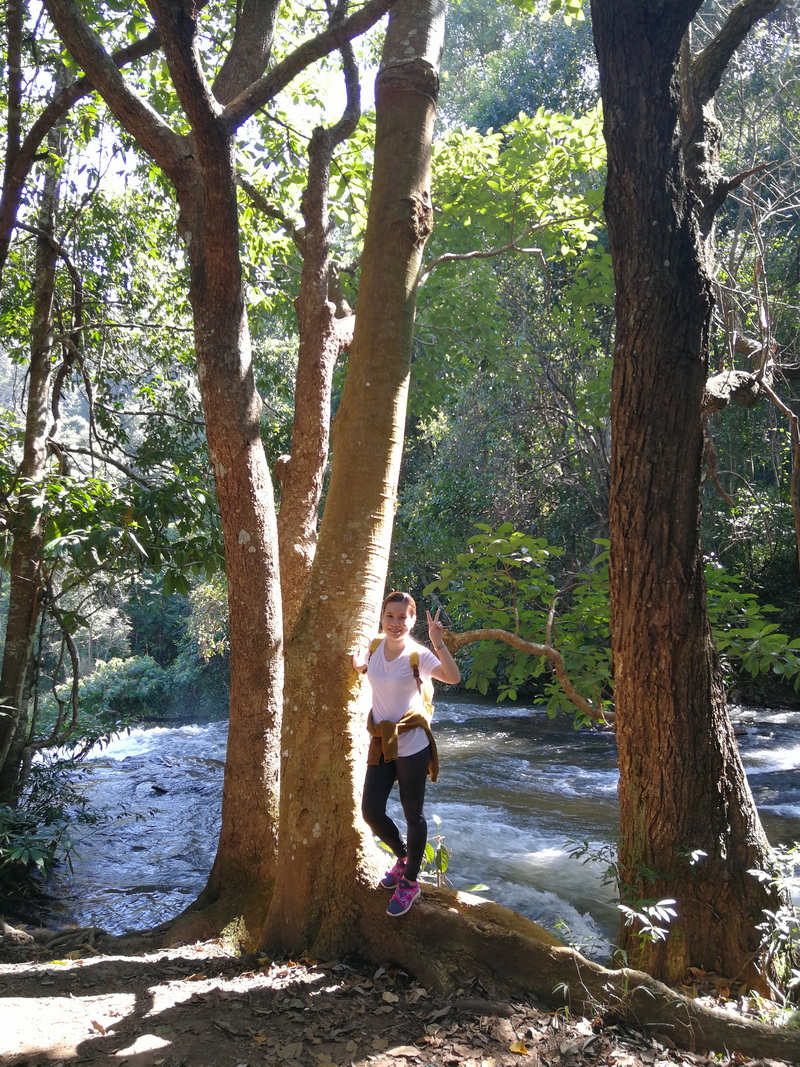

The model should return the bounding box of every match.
[410,650,435,717]
[409,650,422,695]
[360,636,384,674]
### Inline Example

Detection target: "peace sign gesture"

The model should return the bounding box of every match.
[426,608,445,651]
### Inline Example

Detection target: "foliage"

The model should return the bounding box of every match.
[424,524,609,712]
[127,580,191,667]
[0,148,225,797]
[186,575,230,662]
[706,563,800,692]
[417,103,607,419]
[751,843,800,1006]
[71,652,228,727]
[0,804,71,878]
[425,524,800,714]
[392,97,612,602]
[438,0,596,131]
[0,753,93,913]
[617,898,677,946]
[420,814,451,888]
[382,814,490,893]
[69,656,171,723]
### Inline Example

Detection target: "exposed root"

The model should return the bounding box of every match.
[350,885,800,1062]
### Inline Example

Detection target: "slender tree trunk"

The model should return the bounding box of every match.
[0,139,61,800]
[262,0,445,958]
[277,54,359,636]
[590,0,778,987]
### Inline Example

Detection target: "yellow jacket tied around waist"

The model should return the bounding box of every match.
[366,707,439,781]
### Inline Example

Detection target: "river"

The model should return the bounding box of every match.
[46,700,800,958]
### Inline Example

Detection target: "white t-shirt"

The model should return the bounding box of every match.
[367,639,440,758]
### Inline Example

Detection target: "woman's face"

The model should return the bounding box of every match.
[382,602,415,640]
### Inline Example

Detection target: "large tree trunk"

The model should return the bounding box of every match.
[157,138,284,947]
[262,0,445,958]
[590,0,779,986]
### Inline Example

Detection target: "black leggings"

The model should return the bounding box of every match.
[361,745,429,882]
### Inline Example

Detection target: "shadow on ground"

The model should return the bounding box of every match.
[0,934,793,1067]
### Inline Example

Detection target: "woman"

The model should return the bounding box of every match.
[352,591,461,916]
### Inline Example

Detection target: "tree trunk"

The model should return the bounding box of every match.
[277,61,359,636]
[0,139,61,800]
[163,139,284,945]
[262,0,445,958]
[590,0,779,987]
[42,0,402,946]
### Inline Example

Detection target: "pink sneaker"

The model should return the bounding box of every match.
[380,856,407,889]
[386,877,420,917]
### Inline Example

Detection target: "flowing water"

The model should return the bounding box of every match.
[46,700,800,957]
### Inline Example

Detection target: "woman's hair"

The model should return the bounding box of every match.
[381,590,416,616]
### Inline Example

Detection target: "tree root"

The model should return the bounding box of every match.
[353,886,800,1062]
[62,878,800,1063]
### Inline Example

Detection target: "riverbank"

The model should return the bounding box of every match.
[1,928,795,1067]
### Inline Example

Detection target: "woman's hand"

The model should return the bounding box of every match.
[352,651,367,673]
[426,608,461,683]
[426,608,445,650]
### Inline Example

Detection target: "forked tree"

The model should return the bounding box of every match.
[44,0,396,940]
[42,0,456,953]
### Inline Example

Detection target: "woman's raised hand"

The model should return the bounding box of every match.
[426,608,445,649]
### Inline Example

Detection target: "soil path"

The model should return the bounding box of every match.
[0,934,794,1067]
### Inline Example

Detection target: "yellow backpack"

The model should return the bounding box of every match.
[368,637,435,718]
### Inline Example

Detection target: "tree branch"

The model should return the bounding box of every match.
[44,0,186,177]
[4,0,24,183]
[691,0,783,105]
[238,174,306,252]
[146,0,224,148]
[52,444,151,486]
[417,213,596,289]
[325,3,362,146]
[14,221,87,448]
[443,627,611,724]
[213,0,281,105]
[55,318,193,335]
[419,239,548,287]
[0,28,161,285]
[223,0,398,130]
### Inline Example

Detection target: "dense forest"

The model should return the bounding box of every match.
[2,0,800,1050]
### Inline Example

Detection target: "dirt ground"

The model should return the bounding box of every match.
[0,927,797,1067]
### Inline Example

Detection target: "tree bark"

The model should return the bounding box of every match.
[172,157,284,940]
[262,0,445,958]
[137,2,285,943]
[590,0,780,987]
[43,0,284,938]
